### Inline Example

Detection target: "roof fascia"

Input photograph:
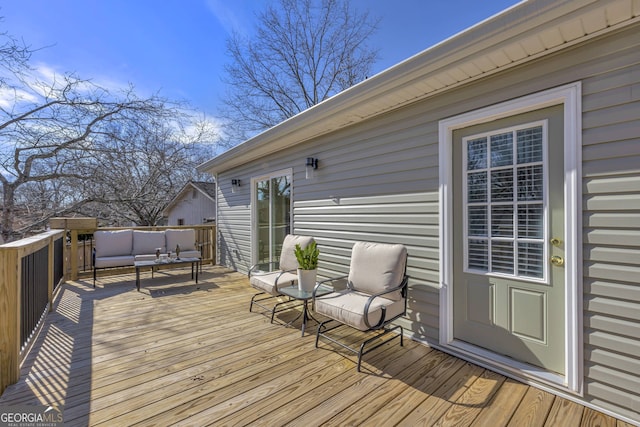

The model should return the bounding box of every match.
[196,0,626,175]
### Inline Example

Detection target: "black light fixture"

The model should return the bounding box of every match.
[305,157,318,179]
[231,179,241,193]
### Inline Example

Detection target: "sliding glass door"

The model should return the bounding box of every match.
[254,170,292,266]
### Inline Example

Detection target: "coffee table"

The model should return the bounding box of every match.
[134,257,200,291]
[279,284,333,336]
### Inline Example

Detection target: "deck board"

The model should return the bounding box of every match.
[0,266,627,426]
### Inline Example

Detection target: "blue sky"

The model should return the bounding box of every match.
[1,0,519,119]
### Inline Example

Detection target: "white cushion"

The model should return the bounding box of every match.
[175,250,201,259]
[94,230,133,258]
[315,289,405,331]
[250,271,298,295]
[348,242,407,301]
[134,254,157,262]
[94,255,135,268]
[279,235,314,272]
[133,230,166,255]
[165,229,197,252]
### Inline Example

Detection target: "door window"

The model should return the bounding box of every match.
[464,122,547,281]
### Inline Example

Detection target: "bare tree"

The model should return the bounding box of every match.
[0,23,219,240]
[0,23,31,84]
[0,71,183,241]
[220,0,379,144]
[88,116,215,226]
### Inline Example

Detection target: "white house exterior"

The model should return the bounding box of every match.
[164,181,216,226]
[198,0,640,423]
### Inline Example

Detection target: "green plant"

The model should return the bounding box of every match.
[294,241,319,270]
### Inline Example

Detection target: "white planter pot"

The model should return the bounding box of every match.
[297,269,317,292]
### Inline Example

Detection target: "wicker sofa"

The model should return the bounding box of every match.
[92,229,201,286]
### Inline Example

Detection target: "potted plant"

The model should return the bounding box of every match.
[294,241,320,292]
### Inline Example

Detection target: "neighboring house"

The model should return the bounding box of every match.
[163,181,216,226]
[198,0,640,423]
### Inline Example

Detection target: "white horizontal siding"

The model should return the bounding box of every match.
[167,194,215,226]
[216,177,252,272]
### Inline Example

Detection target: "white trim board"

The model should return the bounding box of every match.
[438,82,583,394]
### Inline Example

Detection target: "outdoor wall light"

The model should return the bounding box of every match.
[231,179,241,193]
[305,157,318,180]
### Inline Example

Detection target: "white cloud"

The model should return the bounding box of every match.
[0,86,39,109]
[32,62,132,95]
[175,112,225,146]
[205,0,251,36]
[0,62,129,106]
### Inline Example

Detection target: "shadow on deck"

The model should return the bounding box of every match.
[0,266,626,426]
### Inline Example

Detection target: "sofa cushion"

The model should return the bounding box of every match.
[133,254,157,262]
[133,230,166,255]
[165,229,197,252]
[94,230,133,258]
[94,255,135,269]
[347,242,407,301]
[175,250,201,259]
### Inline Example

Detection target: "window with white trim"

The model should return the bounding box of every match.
[464,121,547,280]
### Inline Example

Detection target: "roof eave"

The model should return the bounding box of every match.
[198,0,639,175]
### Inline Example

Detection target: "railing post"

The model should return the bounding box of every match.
[70,229,79,281]
[214,224,218,265]
[50,217,97,280]
[48,235,54,312]
[0,246,20,393]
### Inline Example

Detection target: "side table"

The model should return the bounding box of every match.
[278,284,332,336]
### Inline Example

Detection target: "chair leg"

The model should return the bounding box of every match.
[357,325,404,372]
[249,292,269,312]
[316,320,404,372]
[250,292,288,322]
[270,299,300,323]
[315,319,329,348]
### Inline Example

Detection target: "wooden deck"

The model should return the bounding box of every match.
[0,265,631,426]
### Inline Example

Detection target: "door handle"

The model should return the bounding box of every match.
[550,255,564,266]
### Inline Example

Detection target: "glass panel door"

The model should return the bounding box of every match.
[254,171,291,266]
[256,178,270,264]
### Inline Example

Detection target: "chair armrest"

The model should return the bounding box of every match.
[317,275,348,287]
[311,274,348,308]
[274,269,297,289]
[248,261,280,277]
[363,274,409,329]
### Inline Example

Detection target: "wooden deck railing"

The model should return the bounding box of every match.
[0,218,216,395]
[0,230,65,394]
